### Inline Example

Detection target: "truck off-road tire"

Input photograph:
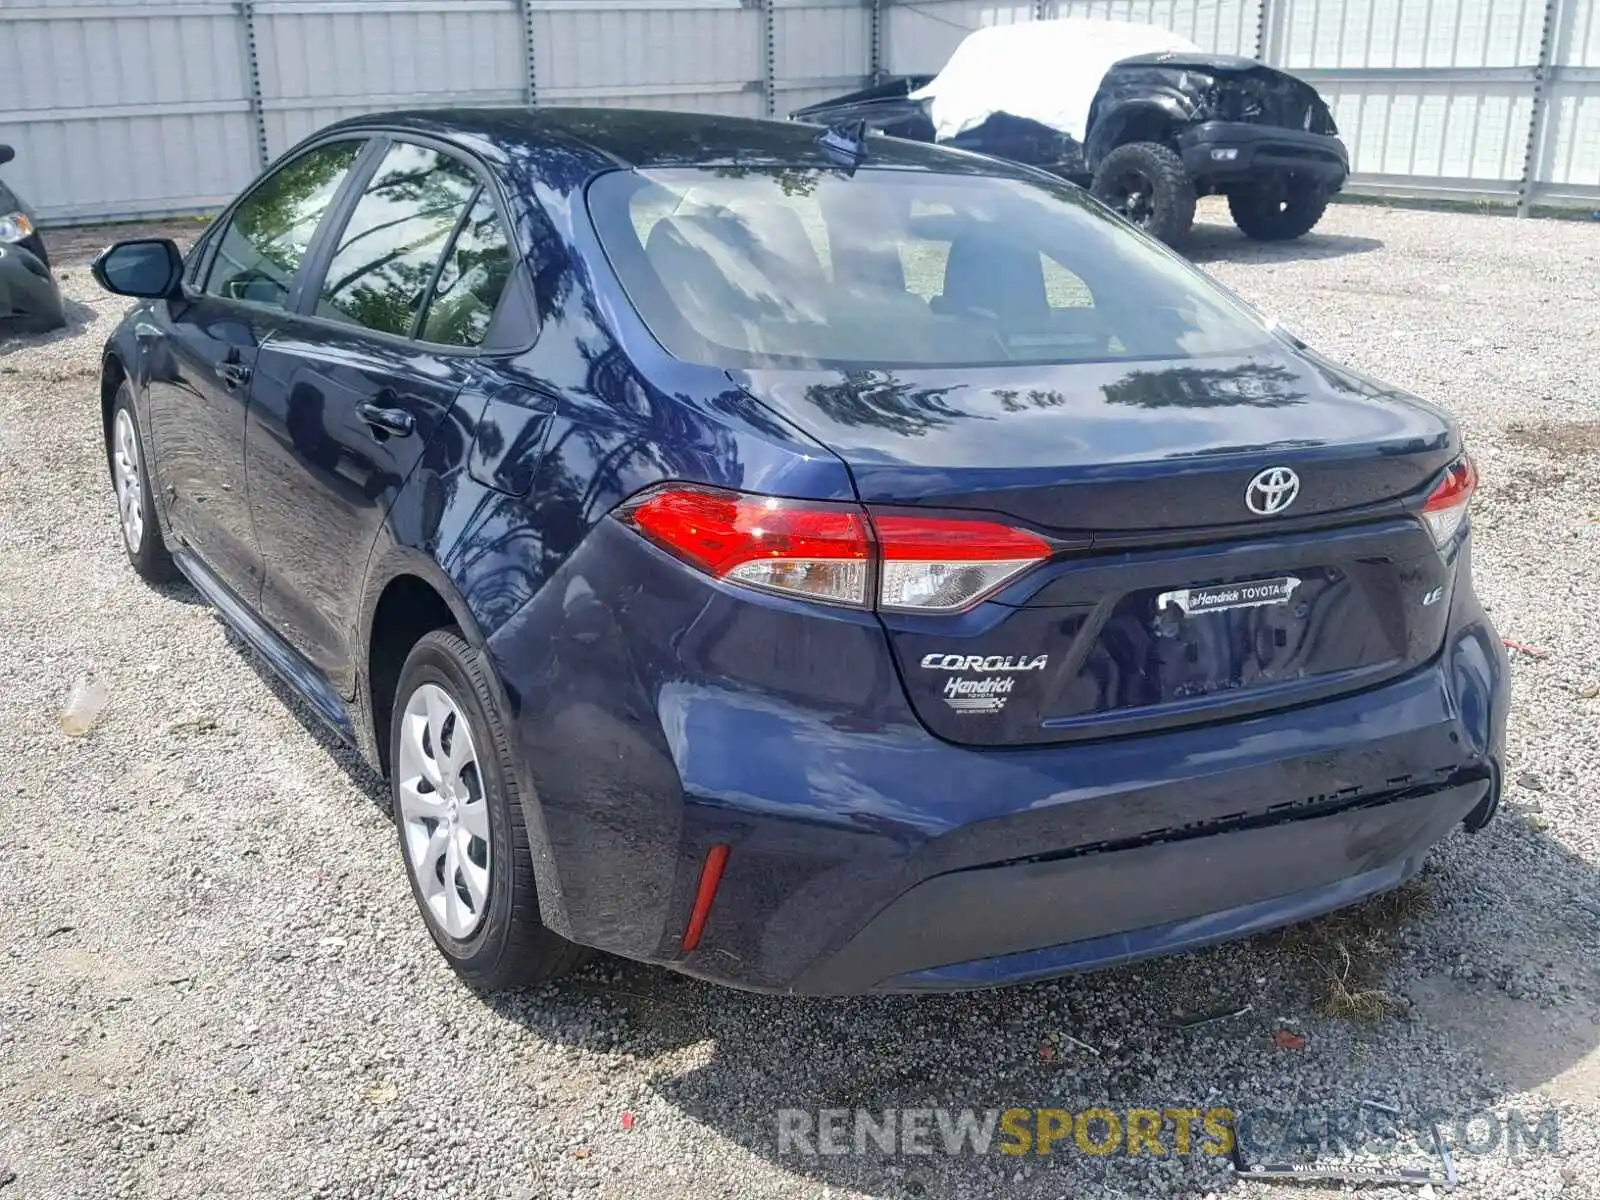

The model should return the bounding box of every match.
[108,382,179,585]
[1228,178,1330,241]
[1091,142,1197,245]
[390,629,590,991]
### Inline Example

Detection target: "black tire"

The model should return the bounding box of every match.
[1227,177,1330,241]
[389,629,588,990]
[1091,142,1197,245]
[108,382,178,584]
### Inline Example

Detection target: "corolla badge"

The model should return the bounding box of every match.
[919,654,1048,672]
[1245,466,1300,516]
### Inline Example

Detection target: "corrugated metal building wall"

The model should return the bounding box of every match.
[1,0,1596,223]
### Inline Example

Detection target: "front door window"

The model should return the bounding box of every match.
[205,140,366,309]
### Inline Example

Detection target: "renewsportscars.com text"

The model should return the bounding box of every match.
[776,1106,1560,1159]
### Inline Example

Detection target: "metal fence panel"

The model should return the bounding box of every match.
[1312,77,1533,186]
[1538,84,1600,193]
[1560,0,1600,61]
[1535,0,1600,197]
[1050,0,1261,54]
[1275,0,1544,66]
[5,0,1600,221]
[0,3,256,221]
[531,0,762,113]
[883,2,1035,75]
[257,0,526,155]
[775,0,874,116]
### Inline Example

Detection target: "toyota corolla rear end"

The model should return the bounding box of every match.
[488,155,1506,994]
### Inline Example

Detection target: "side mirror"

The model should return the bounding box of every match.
[92,238,184,299]
[0,145,13,167]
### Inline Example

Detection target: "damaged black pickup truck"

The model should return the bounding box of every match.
[793,19,1349,245]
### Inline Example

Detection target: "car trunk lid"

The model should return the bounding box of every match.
[732,350,1462,745]
[735,352,1455,535]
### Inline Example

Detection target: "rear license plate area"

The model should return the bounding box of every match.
[1036,564,1405,722]
[1157,574,1300,617]
[1140,570,1348,697]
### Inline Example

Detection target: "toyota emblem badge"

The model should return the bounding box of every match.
[1245,466,1300,516]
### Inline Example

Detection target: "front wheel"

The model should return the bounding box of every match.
[1227,178,1330,241]
[390,629,588,990]
[1090,142,1197,245]
[108,383,178,584]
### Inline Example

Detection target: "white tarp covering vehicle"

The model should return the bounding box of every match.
[912,19,1201,145]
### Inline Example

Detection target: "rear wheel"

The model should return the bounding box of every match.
[1228,177,1330,241]
[108,383,178,584]
[1090,142,1196,245]
[390,629,588,990]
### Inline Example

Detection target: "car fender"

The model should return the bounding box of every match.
[100,306,183,538]
[1085,93,1195,169]
[356,543,491,666]
[101,320,146,415]
[100,317,151,482]
[352,520,496,771]
[354,477,573,935]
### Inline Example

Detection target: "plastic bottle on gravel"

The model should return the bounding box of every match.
[59,675,109,737]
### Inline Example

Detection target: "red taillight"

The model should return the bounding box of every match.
[872,514,1052,611]
[619,485,871,606]
[1421,456,1477,547]
[618,484,1054,612]
[681,844,730,953]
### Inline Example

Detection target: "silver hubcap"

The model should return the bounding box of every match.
[397,683,490,940]
[111,408,145,553]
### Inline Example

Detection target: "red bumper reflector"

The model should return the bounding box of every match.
[681,844,730,952]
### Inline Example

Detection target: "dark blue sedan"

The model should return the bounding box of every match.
[90,108,1507,994]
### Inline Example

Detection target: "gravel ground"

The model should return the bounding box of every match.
[1,198,1597,1200]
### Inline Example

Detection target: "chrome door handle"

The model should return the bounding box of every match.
[215,360,252,389]
[356,401,415,438]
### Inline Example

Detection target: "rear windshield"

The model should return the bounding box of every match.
[587,166,1275,370]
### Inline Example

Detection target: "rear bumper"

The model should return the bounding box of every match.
[487,520,1506,995]
[0,243,64,332]
[679,643,1502,995]
[1179,121,1349,190]
[799,772,1488,992]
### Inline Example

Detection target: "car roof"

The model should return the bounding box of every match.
[318,107,1043,194]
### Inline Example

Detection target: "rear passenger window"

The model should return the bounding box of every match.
[315,142,479,338]
[206,140,364,308]
[418,191,513,347]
